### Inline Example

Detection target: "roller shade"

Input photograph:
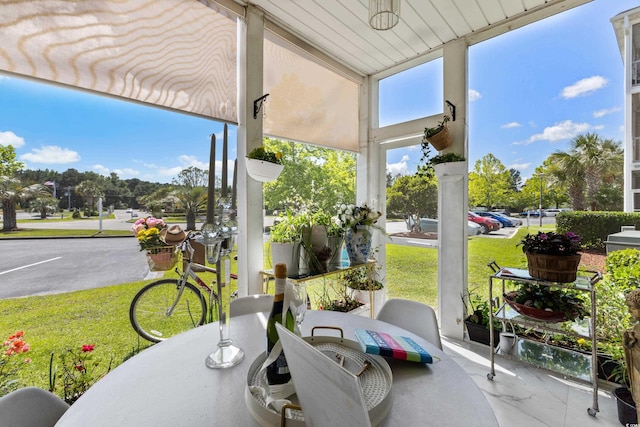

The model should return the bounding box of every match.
[0,0,237,123]
[263,31,359,152]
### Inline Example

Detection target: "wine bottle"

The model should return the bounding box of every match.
[266,263,295,385]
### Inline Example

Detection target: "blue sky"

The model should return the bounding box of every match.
[0,0,637,184]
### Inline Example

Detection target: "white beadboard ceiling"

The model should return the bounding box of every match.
[226,0,592,77]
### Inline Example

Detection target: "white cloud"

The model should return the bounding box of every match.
[93,165,140,178]
[157,166,184,178]
[386,155,410,176]
[114,168,139,177]
[93,164,110,176]
[515,120,591,145]
[501,122,521,129]
[508,162,531,171]
[0,130,25,148]
[469,89,481,102]
[178,154,209,170]
[593,107,621,118]
[561,76,608,99]
[20,145,80,163]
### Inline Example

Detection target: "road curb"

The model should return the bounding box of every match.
[0,234,133,240]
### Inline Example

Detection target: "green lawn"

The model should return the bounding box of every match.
[0,225,551,396]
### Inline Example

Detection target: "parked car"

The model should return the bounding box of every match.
[544,208,571,217]
[407,217,482,236]
[520,210,546,218]
[126,208,133,213]
[474,211,519,228]
[468,212,500,234]
[491,212,522,227]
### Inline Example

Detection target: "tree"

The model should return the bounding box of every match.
[0,145,24,177]
[0,178,50,230]
[262,138,356,213]
[468,154,513,210]
[386,170,437,229]
[547,132,622,211]
[75,180,104,214]
[30,196,59,219]
[173,167,208,230]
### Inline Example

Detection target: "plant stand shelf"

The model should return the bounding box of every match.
[261,261,379,318]
[487,266,601,417]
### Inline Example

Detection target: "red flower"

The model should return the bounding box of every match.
[8,331,24,339]
[81,344,95,353]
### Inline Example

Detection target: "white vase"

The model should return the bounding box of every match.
[345,226,372,265]
[270,241,300,277]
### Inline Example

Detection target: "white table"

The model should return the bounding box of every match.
[55,311,498,426]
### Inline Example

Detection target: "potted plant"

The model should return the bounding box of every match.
[503,283,588,323]
[418,141,466,180]
[518,231,582,283]
[462,289,500,347]
[299,209,332,275]
[269,210,304,277]
[246,145,284,182]
[336,202,383,265]
[422,114,451,151]
[315,280,365,313]
[342,266,385,315]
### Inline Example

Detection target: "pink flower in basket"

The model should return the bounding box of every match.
[131,216,167,251]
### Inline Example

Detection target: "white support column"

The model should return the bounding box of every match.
[624,15,633,213]
[438,38,469,340]
[237,6,265,296]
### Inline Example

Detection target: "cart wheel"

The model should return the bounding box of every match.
[587,407,597,417]
[487,373,494,381]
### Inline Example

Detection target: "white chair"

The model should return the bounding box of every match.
[229,294,274,317]
[0,387,70,427]
[375,298,443,350]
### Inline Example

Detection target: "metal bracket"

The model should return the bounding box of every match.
[445,100,456,121]
[253,94,269,119]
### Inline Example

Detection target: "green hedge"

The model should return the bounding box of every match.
[556,211,640,251]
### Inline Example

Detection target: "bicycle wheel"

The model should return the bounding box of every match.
[130,279,207,343]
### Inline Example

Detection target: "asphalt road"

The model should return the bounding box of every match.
[0,237,149,299]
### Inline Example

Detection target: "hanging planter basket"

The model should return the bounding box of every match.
[425,126,452,151]
[526,253,581,283]
[245,158,284,182]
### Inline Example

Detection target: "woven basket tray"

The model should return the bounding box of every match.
[245,335,393,426]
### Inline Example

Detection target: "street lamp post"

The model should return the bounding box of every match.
[538,174,545,227]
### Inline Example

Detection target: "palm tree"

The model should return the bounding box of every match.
[75,180,104,215]
[30,196,60,219]
[0,177,50,231]
[173,167,208,230]
[547,133,623,211]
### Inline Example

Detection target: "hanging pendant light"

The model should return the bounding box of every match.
[369,0,401,31]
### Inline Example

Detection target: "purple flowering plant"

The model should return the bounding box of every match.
[518,231,581,256]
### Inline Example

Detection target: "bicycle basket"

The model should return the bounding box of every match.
[145,246,178,271]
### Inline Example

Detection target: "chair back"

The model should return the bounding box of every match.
[375,298,443,350]
[0,387,69,427]
[229,294,274,317]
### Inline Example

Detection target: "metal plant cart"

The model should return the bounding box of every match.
[486,264,601,417]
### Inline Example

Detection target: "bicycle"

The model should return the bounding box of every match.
[129,231,237,343]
